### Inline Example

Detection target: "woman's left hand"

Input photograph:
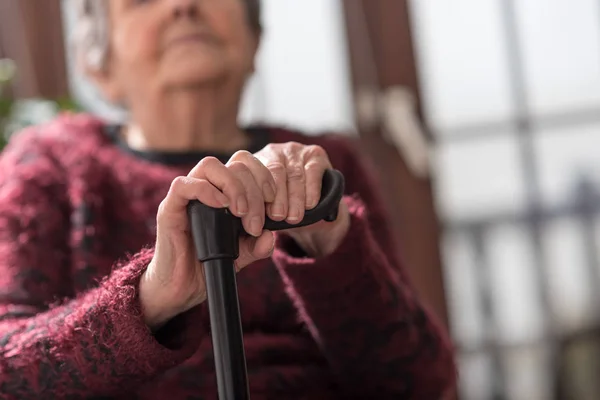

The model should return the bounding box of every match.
[227,142,350,257]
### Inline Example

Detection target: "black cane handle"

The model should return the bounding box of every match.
[187,169,345,262]
[263,168,344,231]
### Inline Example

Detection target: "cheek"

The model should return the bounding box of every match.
[112,18,161,74]
[235,36,257,73]
[208,2,256,59]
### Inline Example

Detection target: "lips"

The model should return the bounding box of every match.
[167,31,219,49]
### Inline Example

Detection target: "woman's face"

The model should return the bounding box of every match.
[100,0,258,104]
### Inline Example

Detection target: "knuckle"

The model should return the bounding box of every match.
[304,160,324,172]
[170,176,189,192]
[266,161,286,174]
[305,144,327,158]
[197,156,219,169]
[228,160,251,174]
[230,150,252,161]
[283,141,302,156]
[264,143,279,152]
[286,165,305,181]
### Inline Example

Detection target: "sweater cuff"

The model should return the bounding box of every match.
[96,248,204,375]
[272,195,388,299]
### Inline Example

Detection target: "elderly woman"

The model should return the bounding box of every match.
[0,0,455,399]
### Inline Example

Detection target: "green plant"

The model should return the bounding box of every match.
[0,58,16,151]
[0,99,10,150]
[0,58,81,152]
[0,98,83,151]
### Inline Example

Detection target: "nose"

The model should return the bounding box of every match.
[171,0,198,19]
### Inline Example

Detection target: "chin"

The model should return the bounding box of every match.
[169,68,227,87]
[161,51,230,87]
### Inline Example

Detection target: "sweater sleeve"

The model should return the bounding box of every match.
[0,130,204,399]
[271,136,457,399]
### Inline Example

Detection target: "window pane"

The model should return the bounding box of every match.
[442,232,485,346]
[458,352,494,400]
[544,218,596,330]
[409,0,515,132]
[434,134,525,220]
[534,124,600,209]
[503,345,552,400]
[515,0,600,115]
[486,224,545,343]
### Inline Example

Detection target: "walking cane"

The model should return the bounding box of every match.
[187,169,345,400]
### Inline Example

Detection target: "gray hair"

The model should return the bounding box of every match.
[71,0,262,71]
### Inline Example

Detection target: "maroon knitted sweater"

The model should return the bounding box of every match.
[0,113,455,399]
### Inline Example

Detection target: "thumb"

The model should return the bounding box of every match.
[235,230,275,271]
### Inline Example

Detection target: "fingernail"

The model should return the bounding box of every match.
[269,232,276,253]
[250,216,263,237]
[306,195,317,209]
[288,207,301,222]
[271,203,285,218]
[263,183,275,200]
[217,193,230,208]
[237,197,248,215]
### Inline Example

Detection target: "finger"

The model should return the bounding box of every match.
[228,151,277,203]
[228,161,265,237]
[257,156,288,222]
[285,154,306,224]
[235,230,275,270]
[158,177,229,223]
[188,157,248,217]
[302,146,331,209]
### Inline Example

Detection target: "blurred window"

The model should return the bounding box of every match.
[410,0,600,398]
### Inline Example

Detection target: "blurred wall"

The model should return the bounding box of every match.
[239,0,355,135]
[0,0,68,99]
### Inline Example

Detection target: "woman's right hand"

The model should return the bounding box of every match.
[139,155,277,331]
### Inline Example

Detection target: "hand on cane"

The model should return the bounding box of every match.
[139,156,276,330]
[138,142,350,330]
[252,142,350,257]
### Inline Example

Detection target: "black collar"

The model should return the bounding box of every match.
[104,124,271,166]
